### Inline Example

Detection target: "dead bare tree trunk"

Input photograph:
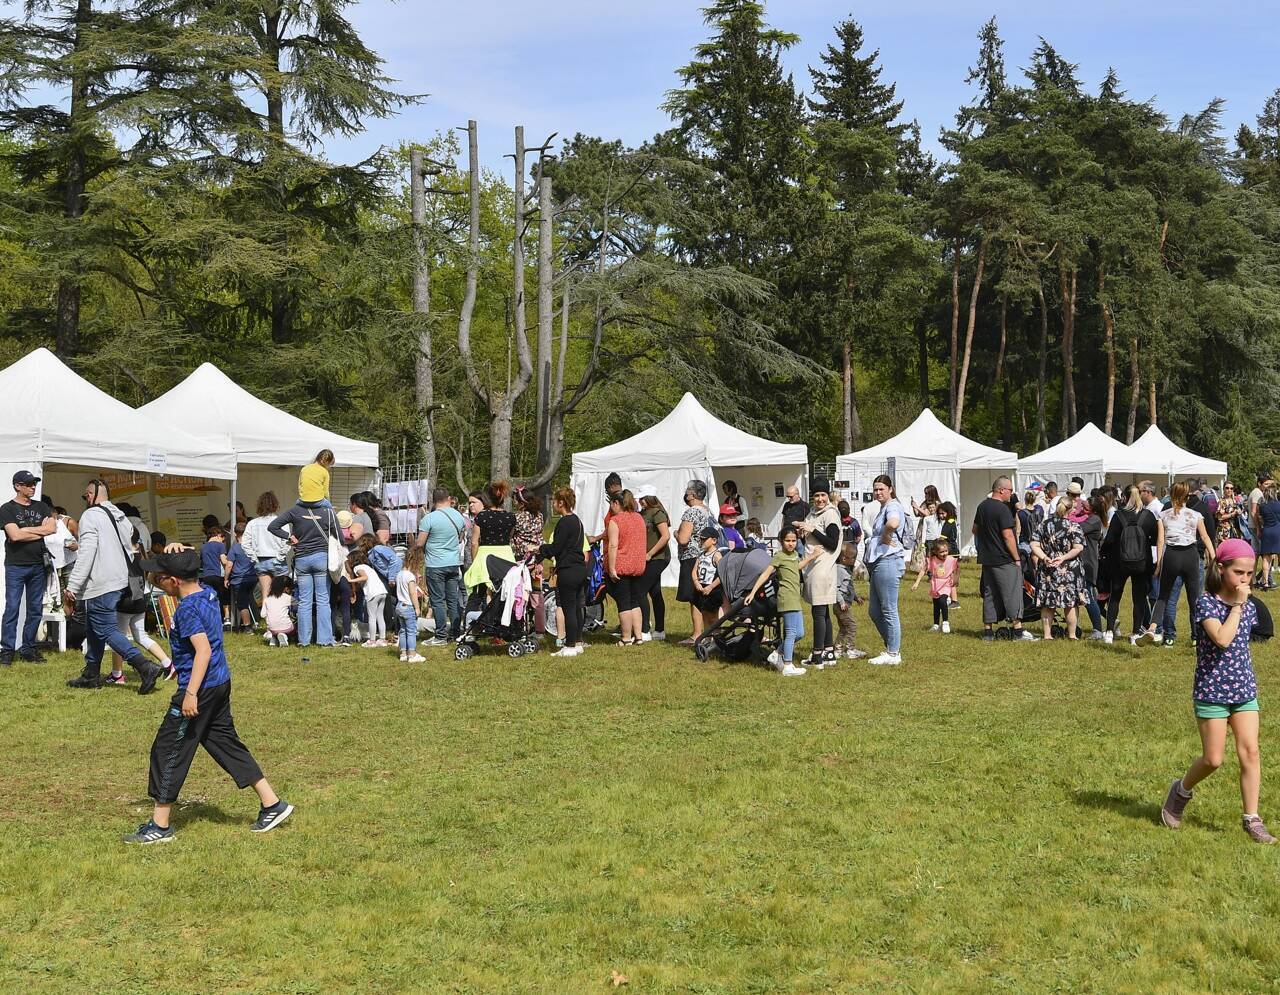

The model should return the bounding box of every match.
[1125,334,1140,443]
[953,236,987,432]
[456,121,534,484]
[1035,277,1049,449]
[1148,378,1157,429]
[535,172,555,476]
[409,148,437,486]
[948,239,961,425]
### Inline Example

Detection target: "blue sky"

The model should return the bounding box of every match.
[321,0,1280,171]
[4,1,1279,172]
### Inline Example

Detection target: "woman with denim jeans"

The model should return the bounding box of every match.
[863,474,907,666]
[268,501,341,647]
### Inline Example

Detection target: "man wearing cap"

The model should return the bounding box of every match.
[63,478,166,692]
[0,470,56,665]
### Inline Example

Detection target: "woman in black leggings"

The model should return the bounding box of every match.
[1138,481,1215,645]
[1102,485,1158,642]
[540,486,587,657]
[637,492,672,640]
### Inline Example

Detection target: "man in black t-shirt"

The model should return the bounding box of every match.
[781,486,808,531]
[972,476,1036,642]
[0,470,56,664]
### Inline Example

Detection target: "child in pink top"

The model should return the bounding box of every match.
[913,538,959,633]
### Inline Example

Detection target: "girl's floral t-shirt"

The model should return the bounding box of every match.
[1192,593,1257,704]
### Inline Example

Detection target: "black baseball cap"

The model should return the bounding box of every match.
[12,470,40,486]
[698,526,720,541]
[139,549,200,579]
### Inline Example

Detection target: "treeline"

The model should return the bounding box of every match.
[2,1,1279,483]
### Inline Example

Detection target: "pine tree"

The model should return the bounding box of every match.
[807,18,904,136]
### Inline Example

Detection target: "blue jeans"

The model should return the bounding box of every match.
[1162,560,1205,639]
[397,603,418,653]
[1084,581,1104,632]
[780,610,804,663]
[294,551,333,646]
[3,562,46,654]
[427,566,462,639]
[867,556,906,653]
[83,589,143,678]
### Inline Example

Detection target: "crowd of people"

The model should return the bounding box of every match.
[4,450,1278,843]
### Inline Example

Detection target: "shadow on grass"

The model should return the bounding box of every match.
[1071,788,1159,826]
[122,797,244,828]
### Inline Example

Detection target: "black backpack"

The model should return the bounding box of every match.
[1116,510,1147,571]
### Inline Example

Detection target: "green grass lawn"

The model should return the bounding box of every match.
[4,575,1280,993]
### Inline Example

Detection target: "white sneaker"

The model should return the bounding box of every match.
[1087,630,1105,641]
[406,653,427,663]
[1103,630,1114,644]
[276,633,289,646]
[639,631,652,643]
[1013,629,1038,642]
[779,663,807,677]
[652,630,666,641]
[846,648,868,660]
[869,652,902,666]
[930,624,940,632]
[262,631,273,642]
[399,653,408,662]
[941,621,951,634]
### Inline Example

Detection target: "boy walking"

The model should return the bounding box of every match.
[124,550,293,844]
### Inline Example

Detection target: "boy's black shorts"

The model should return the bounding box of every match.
[149,682,263,804]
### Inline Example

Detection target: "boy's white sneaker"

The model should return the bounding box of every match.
[846,648,867,660]
[1103,630,1114,644]
[779,663,807,677]
[930,624,940,632]
[652,630,666,641]
[869,651,901,666]
[639,631,652,642]
[941,621,951,634]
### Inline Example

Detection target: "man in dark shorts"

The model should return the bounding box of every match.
[973,476,1036,642]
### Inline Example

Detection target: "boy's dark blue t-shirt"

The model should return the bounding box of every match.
[228,543,255,584]
[200,539,225,579]
[171,586,231,691]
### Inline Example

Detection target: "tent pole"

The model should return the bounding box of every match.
[230,477,237,533]
[146,475,159,536]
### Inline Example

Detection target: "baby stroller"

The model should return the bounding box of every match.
[455,555,541,660]
[693,545,780,664]
[581,540,609,633]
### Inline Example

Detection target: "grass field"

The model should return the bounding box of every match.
[4,574,1280,993]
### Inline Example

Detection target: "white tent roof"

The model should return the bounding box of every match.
[1127,425,1227,479]
[138,362,378,468]
[572,392,807,472]
[0,348,235,479]
[836,409,1016,469]
[1018,422,1141,475]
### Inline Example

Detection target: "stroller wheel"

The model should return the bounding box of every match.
[523,637,540,655]
[508,642,524,658]
[995,627,1013,641]
[694,640,710,662]
[455,643,474,661]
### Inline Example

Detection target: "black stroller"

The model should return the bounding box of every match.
[455,555,541,660]
[693,545,780,664]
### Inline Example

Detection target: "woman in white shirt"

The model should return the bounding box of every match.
[1137,481,1215,645]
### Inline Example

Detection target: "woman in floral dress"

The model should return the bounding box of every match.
[1030,496,1088,640]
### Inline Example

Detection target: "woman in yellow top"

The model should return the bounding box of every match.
[299,449,335,507]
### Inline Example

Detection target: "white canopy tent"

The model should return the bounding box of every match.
[138,363,379,541]
[0,348,237,620]
[1016,423,1139,496]
[1126,425,1227,485]
[570,393,808,583]
[835,409,1018,554]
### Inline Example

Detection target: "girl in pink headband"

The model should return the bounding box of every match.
[1161,538,1274,843]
